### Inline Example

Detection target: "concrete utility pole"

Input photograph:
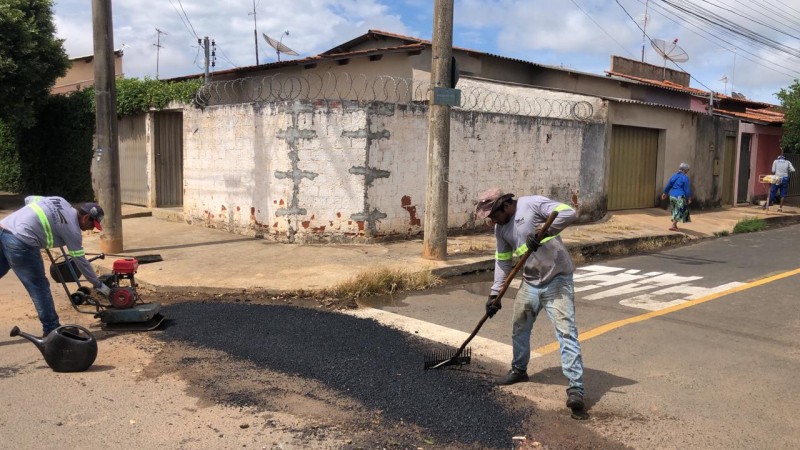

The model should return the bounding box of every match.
[422,0,454,260]
[202,36,210,83]
[91,0,123,253]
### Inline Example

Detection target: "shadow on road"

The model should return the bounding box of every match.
[529,366,638,409]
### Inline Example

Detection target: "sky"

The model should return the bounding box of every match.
[52,0,800,105]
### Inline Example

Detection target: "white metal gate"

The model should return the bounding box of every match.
[118,115,148,206]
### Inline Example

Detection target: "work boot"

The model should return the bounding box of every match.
[496,368,529,385]
[566,388,585,409]
[566,388,589,420]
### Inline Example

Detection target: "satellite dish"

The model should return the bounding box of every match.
[650,38,689,80]
[263,31,298,62]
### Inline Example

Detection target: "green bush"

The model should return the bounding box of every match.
[116,77,201,117]
[17,90,96,200]
[0,120,23,192]
[733,217,766,234]
[0,77,201,198]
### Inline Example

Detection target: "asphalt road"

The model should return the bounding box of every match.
[2,224,798,448]
[359,223,800,448]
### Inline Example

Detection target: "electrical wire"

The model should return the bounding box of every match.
[638,0,800,78]
[660,0,800,58]
[176,0,200,40]
[569,0,638,59]
[699,0,800,41]
[215,44,240,68]
[168,0,198,40]
[616,0,714,92]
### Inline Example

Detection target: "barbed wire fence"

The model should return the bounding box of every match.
[195,72,597,121]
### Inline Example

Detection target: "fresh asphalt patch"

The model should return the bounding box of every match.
[158,301,527,448]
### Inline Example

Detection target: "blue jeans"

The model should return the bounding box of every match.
[769,177,789,203]
[0,229,60,334]
[511,273,584,394]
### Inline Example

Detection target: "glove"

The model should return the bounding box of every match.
[526,232,543,252]
[97,283,111,297]
[486,295,501,318]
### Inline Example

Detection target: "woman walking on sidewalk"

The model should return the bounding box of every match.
[661,163,692,232]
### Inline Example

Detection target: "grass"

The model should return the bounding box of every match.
[570,236,680,265]
[733,217,766,234]
[447,239,495,254]
[714,230,730,237]
[327,266,443,299]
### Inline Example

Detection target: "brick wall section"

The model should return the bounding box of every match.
[183,93,607,242]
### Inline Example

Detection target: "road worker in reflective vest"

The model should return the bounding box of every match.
[0,196,110,335]
[475,188,588,419]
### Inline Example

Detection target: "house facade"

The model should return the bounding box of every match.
[52,50,124,94]
[120,30,787,242]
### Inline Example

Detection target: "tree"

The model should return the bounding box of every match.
[776,80,800,153]
[0,0,69,128]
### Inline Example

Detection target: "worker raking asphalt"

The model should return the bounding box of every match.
[158,301,528,447]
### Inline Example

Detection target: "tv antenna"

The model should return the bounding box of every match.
[719,75,728,95]
[154,28,167,79]
[638,0,650,62]
[263,31,298,62]
[650,38,689,80]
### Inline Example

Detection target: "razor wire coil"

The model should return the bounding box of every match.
[195,72,595,121]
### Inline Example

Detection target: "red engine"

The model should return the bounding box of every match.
[108,258,140,309]
[112,258,139,275]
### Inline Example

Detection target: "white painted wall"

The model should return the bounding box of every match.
[181,84,607,242]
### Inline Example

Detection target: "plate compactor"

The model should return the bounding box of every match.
[46,247,165,331]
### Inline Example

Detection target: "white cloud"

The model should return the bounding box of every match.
[50,0,800,103]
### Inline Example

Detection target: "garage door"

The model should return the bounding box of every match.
[608,125,659,210]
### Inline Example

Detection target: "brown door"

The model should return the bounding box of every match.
[722,136,736,206]
[154,111,184,207]
[608,125,659,210]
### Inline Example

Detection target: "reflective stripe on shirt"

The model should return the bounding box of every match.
[27,203,54,248]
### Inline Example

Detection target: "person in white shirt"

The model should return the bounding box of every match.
[770,155,796,212]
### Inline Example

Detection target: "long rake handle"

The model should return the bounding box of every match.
[441,210,560,365]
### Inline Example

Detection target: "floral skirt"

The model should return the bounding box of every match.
[670,196,690,223]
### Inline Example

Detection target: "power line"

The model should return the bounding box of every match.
[638,0,800,78]
[215,44,239,68]
[616,0,714,92]
[569,0,638,59]
[168,0,197,40]
[660,0,800,58]
[176,0,199,39]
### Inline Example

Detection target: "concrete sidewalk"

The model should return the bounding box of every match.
[71,200,800,294]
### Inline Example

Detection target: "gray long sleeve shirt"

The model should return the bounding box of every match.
[0,196,102,288]
[491,195,577,293]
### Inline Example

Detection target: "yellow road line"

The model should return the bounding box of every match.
[534,267,800,356]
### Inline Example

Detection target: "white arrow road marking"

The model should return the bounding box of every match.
[619,281,746,311]
[583,273,704,300]
[344,308,543,365]
[574,264,745,311]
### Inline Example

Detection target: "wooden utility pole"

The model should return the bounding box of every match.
[422,0,454,260]
[91,0,123,253]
